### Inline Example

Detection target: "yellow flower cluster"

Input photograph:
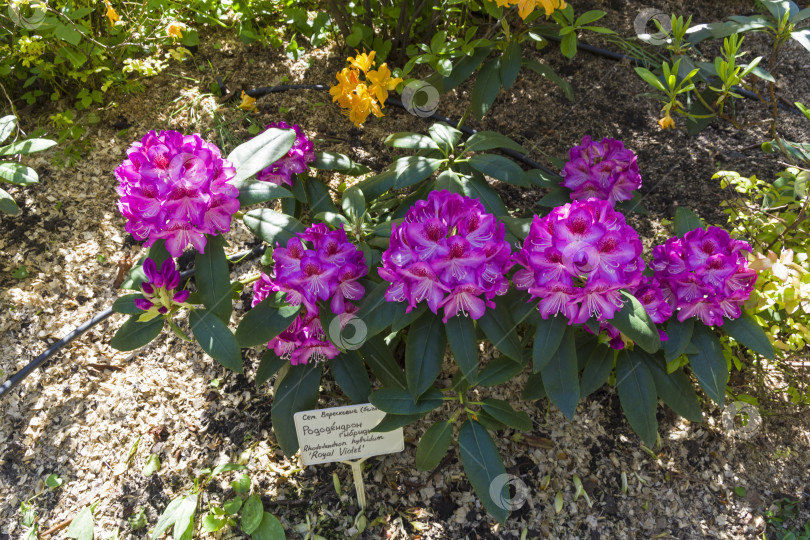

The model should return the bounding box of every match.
[491,0,567,20]
[330,50,402,126]
[103,0,119,25]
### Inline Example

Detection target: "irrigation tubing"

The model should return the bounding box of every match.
[2,38,803,399]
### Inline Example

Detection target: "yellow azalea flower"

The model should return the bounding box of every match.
[348,50,376,74]
[658,112,675,130]
[516,0,536,19]
[537,0,566,16]
[366,63,403,104]
[347,84,382,126]
[103,0,119,25]
[239,91,258,113]
[330,67,360,107]
[493,0,512,7]
[167,21,185,39]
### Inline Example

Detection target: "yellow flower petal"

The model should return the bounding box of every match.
[239,91,258,113]
[348,50,376,73]
[658,113,675,130]
[167,22,184,39]
[104,0,119,25]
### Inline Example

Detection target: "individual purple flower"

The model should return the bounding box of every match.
[250,224,366,365]
[513,198,644,325]
[561,136,642,205]
[379,190,512,323]
[256,121,316,187]
[115,131,239,258]
[651,226,756,327]
[134,257,191,319]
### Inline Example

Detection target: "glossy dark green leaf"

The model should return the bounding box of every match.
[256,350,286,388]
[471,58,501,120]
[331,350,371,403]
[235,296,300,348]
[194,235,232,323]
[523,168,562,188]
[232,179,293,206]
[313,151,370,175]
[474,409,507,431]
[251,512,285,540]
[434,169,464,193]
[579,344,614,397]
[432,45,493,93]
[688,324,728,406]
[477,300,523,363]
[478,357,524,386]
[0,138,57,156]
[416,420,453,471]
[110,315,164,351]
[673,207,706,236]
[354,280,403,339]
[112,294,146,315]
[465,131,528,155]
[406,313,447,399]
[664,318,694,362]
[0,187,19,215]
[468,154,527,186]
[390,156,444,189]
[391,303,427,332]
[384,132,440,150]
[722,311,774,359]
[541,326,579,420]
[189,309,242,373]
[228,128,296,182]
[305,176,339,215]
[271,363,323,455]
[482,398,532,431]
[371,412,426,432]
[369,387,444,415]
[359,335,407,390]
[641,352,704,423]
[522,371,546,400]
[243,208,306,247]
[610,291,661,353]
[499,40,522,90]
[532,315,568,372]
[458,420,509,524]
[428,124,462,155]
[616,350,659,446]
[445,314,479,384]
[461,173,509,216]
[0,162,38,185]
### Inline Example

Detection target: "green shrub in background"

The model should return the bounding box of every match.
[0,114,56,215]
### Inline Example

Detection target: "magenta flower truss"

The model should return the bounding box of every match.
[513,198,644,325]
[651,226,756,327]
[561,136,642,205]
[378,190,513,323]
[599,276,674,349]
[256,121,316,187]
[115,130,239,258]
[135,257,190,318]
[251,224,367,365]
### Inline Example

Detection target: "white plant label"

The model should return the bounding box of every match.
[294,403,404,466]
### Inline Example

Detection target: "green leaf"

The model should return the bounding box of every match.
[673,207,706,236]
[45,473,62,488]
[428,124,462,155]
[560,32,577,58]
[142,454,160,476]
[391,302,427,332]
[232,179,293,206]
[202,514,227,533]
[523,168,562,188]
[499,40,522,90]
[271,363,322,455]
[390,156,444,189]
[243,208,306,246]
[359,335,407,389]
[445,314,479,384]
[521,371,546,400]
[579,344,614,396]
[384,132,440,150]
[532,315,567,372]
[112,294,146,315]
[471,58,501,120]
[477,300,523,363]
[433,45,493,93]
[434,169,464,193]
[616,350,658,446]
[150,496,184,540]
[467,154,526,186]
[0,138,57,156]
[241,494,264,535]
[406,313,447,399]
[172,494,198,540]
[664,318,694,362]
[65,505,94,540]
[312,152,370,175]
[110,315,164,351]
[120,241,171,291]
[416,421,453,471]
[251,512,285,540]
[461,173,509,216]
[635,67,666,91]
[369,387,444,415]
[641,353,703,423]
[256,350,286,387]
[331,350,371,403]
[305,177,338,215]
[341,186,365,220]
[575,9,606,26]
[228,128,296,182]
[224,496,243,514]
[194,235,232,323]
[482,398,532,431]
[0,187,19,215]
[541,326,579,420]
[371,412,426,432]
[353,280,402,339]
[537,186,572,207]
[688,324,728,406]
[522,59,574,101]
[610,291,661,353]
[189,309,242,373]
[230,473,251,496]
[458,420,509,524]
[0,162,37,185]
[235,295,300,348]
[0,115,16,144]
[210,463,246,477]
[477,357,524,386]
[722,312,774,359]
[464,131,528,154]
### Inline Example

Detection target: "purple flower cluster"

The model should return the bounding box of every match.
[379,190,512,323]
[561,136,642,205]
[513,198,644,324]
[651,227,756,327]
[116,131,240,258]
[256,122,316,187]
[252,224,367,365]
[135,257,190,316]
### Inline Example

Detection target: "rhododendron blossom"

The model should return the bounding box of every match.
[561,136,642,205]
[251,224,367,365]
[256,121,315,187]
[651,227,756,327]
[513,199,644,325]
[135,257,190,320]
[379,190,512,323]
[115,131,239,257]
